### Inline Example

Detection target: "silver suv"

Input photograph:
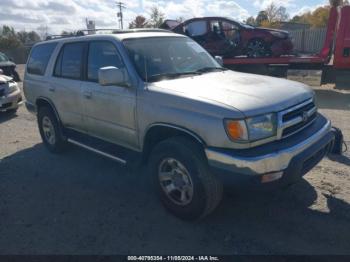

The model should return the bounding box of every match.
[24,30,334,220]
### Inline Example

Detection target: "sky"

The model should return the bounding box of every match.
[0,0,329,35]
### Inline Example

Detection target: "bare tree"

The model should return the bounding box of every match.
[245,16,257,26]
[176,17,185,23]
[37,25,49,40]
[265,3,289,23]
[129,15,148,29]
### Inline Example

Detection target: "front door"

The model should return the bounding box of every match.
[81,41,138,150]
[206,20,240,57]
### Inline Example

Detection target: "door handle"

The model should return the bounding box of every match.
[84,91,92,99]
[48,86,55,92]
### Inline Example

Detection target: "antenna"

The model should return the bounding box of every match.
[116,2,126,29]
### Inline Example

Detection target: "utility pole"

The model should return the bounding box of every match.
[116,2,126,29]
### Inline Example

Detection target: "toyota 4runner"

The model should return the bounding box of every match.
[24,29,334,220]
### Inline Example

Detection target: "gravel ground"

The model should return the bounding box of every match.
[0,65,349,255]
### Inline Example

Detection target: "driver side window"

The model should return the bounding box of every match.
[87,41,124,82]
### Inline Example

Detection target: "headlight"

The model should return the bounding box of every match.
[5,82,18,95]
[224,113,277,142]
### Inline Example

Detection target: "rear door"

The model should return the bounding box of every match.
[81,40,138,150]
[50,42,86,131]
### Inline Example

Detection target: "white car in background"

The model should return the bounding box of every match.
[0,69,23,113]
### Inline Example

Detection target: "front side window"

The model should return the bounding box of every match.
[123,37,222,82]
[87,41,124,82]
[27,43,57,75]
[54,42,84,79]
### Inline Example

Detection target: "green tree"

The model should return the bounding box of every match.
[291,6,331,28]
[17,30,40,45]
[0,25,21,50]
[148,6,165,28]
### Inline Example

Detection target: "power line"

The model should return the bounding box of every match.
[116,2,126,29]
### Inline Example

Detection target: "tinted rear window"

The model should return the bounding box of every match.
[27,43,57,75]
[54,42,84,80]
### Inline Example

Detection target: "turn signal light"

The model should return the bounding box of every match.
[225,120,248,141]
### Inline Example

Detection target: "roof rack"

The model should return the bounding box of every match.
[45,28,172,40]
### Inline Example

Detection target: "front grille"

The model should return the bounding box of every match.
[282,112,317,137]
[279,99,317,138]
[0,66,13,76]
[0,102,12,109]
[282,102,315,122]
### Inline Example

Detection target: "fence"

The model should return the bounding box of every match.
[0,46,32,64]
[289,28,327,54]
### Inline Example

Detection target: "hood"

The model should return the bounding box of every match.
[0,61,16,67]
[149,70,314,117]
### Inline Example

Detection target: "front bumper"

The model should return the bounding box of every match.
[205,114,334,186]
[0,89,23,112]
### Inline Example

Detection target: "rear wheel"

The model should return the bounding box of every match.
[246,39,271,58]
[149,137,223,220]
[37,107,67,153]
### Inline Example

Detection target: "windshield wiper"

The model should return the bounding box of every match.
[147,72,201,82]
[195,67,228,73]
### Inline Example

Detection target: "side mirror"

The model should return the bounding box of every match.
[215,56,224,67]
[98,66,130,87]
[9,57,14,62]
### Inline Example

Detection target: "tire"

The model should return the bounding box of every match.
[37,106,67,153]
[246,39,271,58]
[149,136,223,220]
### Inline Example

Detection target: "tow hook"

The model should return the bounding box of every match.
[330,127,346,155]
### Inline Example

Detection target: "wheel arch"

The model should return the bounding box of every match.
[142,123,206,161]
[36,97,62,125]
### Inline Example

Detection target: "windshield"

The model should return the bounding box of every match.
[0,53,9,62]
[123,37,223,82]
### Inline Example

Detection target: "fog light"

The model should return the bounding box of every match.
[261,171,283,183]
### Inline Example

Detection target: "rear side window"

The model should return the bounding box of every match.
[54,42,84,80]
[27,43,57,75]
[87,41,124,82]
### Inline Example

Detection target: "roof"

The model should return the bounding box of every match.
[41,29,184,45]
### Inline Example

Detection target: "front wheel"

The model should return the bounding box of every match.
[149,137,223,220]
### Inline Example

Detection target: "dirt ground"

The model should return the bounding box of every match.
[0,65,349,255]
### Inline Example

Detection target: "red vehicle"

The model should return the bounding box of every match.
[221,5,350,88]
[161,17,294,58]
